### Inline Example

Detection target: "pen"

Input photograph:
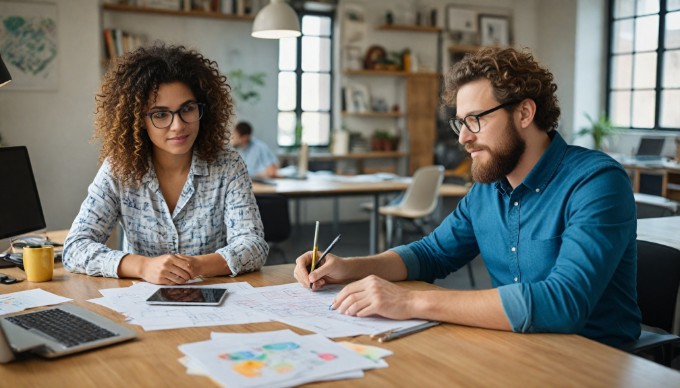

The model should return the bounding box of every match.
[314,234,341,269]
[309,221,320,289]
[376,321,440,343]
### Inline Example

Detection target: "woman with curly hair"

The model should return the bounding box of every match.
[63,44,268,284]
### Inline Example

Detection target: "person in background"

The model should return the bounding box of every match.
[232,121,278,178]
[293,47,641,348]
[63,44,268,284]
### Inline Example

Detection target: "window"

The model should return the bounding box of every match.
[277,12,334,146]
[607,0,680,130]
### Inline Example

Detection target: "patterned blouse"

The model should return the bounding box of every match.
[62,148,268,278]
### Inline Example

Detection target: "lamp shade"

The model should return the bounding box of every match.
[0,54,11,88]
[252,0,301,39]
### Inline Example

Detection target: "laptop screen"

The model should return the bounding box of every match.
[636,137,665,156]
[0,146,46,240]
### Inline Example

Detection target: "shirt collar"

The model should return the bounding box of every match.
[495,130,566,195]
[141,150,209,188]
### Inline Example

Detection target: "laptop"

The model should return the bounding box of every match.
[634,137,665,162]
[0,303,136,363]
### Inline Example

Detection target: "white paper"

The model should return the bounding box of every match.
[88,281,269,330]
[229,283,429,338]
[179,332,375,388]
[0,289,72,315]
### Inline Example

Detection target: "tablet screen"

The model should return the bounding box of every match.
[145,287,228,306]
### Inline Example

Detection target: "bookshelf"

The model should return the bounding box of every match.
[101,3,255,21]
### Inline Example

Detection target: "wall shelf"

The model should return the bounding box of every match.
[102,3,255,21]
[377,24,442,33]
[342,111,404,118]
[344,69,439,77]
[448,45,483,54]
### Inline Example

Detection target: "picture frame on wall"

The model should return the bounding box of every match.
[345,83,370,113]
[479,15,510,47]
[446,6,477,32]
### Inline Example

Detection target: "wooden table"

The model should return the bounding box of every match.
[622,161,680,200]
[252,178,468,254]
[2,264,679,386]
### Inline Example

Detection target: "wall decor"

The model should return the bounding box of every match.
[479,15,510,47]
[0,1,58,90]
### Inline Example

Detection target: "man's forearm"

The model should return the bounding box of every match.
[346,250,408,282]
[410,288,512,331]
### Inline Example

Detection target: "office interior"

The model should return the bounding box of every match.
[0,0,678,250]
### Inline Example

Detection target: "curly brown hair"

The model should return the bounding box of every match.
[442,47,560,132]
[94,43,234,186]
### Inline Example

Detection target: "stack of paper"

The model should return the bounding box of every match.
[88,282,270,331]
[179,330,392,387]
[0,289,71,315]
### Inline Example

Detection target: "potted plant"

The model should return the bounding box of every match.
[227,69,266,105]
[577,112,616,151]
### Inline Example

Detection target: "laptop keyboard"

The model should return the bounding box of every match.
[6,308,117,348]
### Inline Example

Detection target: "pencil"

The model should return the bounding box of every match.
[377,321,440,342]
[309,221,320,289]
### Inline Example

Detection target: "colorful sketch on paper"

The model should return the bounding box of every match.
[217,342,337,378]
[0,1,58,90]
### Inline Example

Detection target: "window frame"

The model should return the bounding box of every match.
[606,0,680,131]
[277,9,335,148]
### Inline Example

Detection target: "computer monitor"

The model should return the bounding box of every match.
[0,146,46,240]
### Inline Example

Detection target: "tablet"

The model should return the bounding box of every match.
[145,287,228,306]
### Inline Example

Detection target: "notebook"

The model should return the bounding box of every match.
[0,304,136,363]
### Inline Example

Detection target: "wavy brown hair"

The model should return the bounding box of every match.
[442,47,560,132]
[94,43,233,186]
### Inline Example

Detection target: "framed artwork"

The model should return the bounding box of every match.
[446,6,477,33]
[479,15,510,47]
[0,1,58,90]
[345,83,370,113]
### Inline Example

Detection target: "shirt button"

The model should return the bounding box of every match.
[514,277,518,282]
[511,247,516,252]
[535,188,540,193]
[514,202,519,206]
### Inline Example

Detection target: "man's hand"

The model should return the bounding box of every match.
[294,251,353,290]
[140,254,198,285]
[330,275,415,320]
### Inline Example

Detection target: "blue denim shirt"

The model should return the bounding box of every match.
[393,131,641,346]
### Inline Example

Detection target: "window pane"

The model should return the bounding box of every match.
[278,72,297,111]
[301,37,331,72]
[302,15,331,36]
[301,73,331,111]
[635,15,659,52]
[611,54,633,89]
[666,11,680,48]
[612,19,634,53]
[636,0,659,15]
[278,38,297,71]
[661,89,680,127]
[277,112,297,146]
[301,112,330,145]
[663,50,680,87]
[632,90,656,128]
[610,91,631,127]
[633,52,657,88]
[614,0,635,18]
[670,0,680,11]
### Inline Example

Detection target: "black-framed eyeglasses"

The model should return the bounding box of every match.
[449,100,520,135]
[146,102,205,129]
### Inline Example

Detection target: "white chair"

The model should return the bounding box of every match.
[379,165,445,248]
[634,193,680,218]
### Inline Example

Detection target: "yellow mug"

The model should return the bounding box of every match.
[23,245,54,282]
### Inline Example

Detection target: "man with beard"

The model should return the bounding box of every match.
[293,48,640,347]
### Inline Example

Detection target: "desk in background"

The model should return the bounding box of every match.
[2,264,679,386]
[637,216,680,251]
[252,178,468,254]
[622,161,680,200]
[278,151,407,175]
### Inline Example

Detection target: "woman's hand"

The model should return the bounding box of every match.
[140,254,198,285]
